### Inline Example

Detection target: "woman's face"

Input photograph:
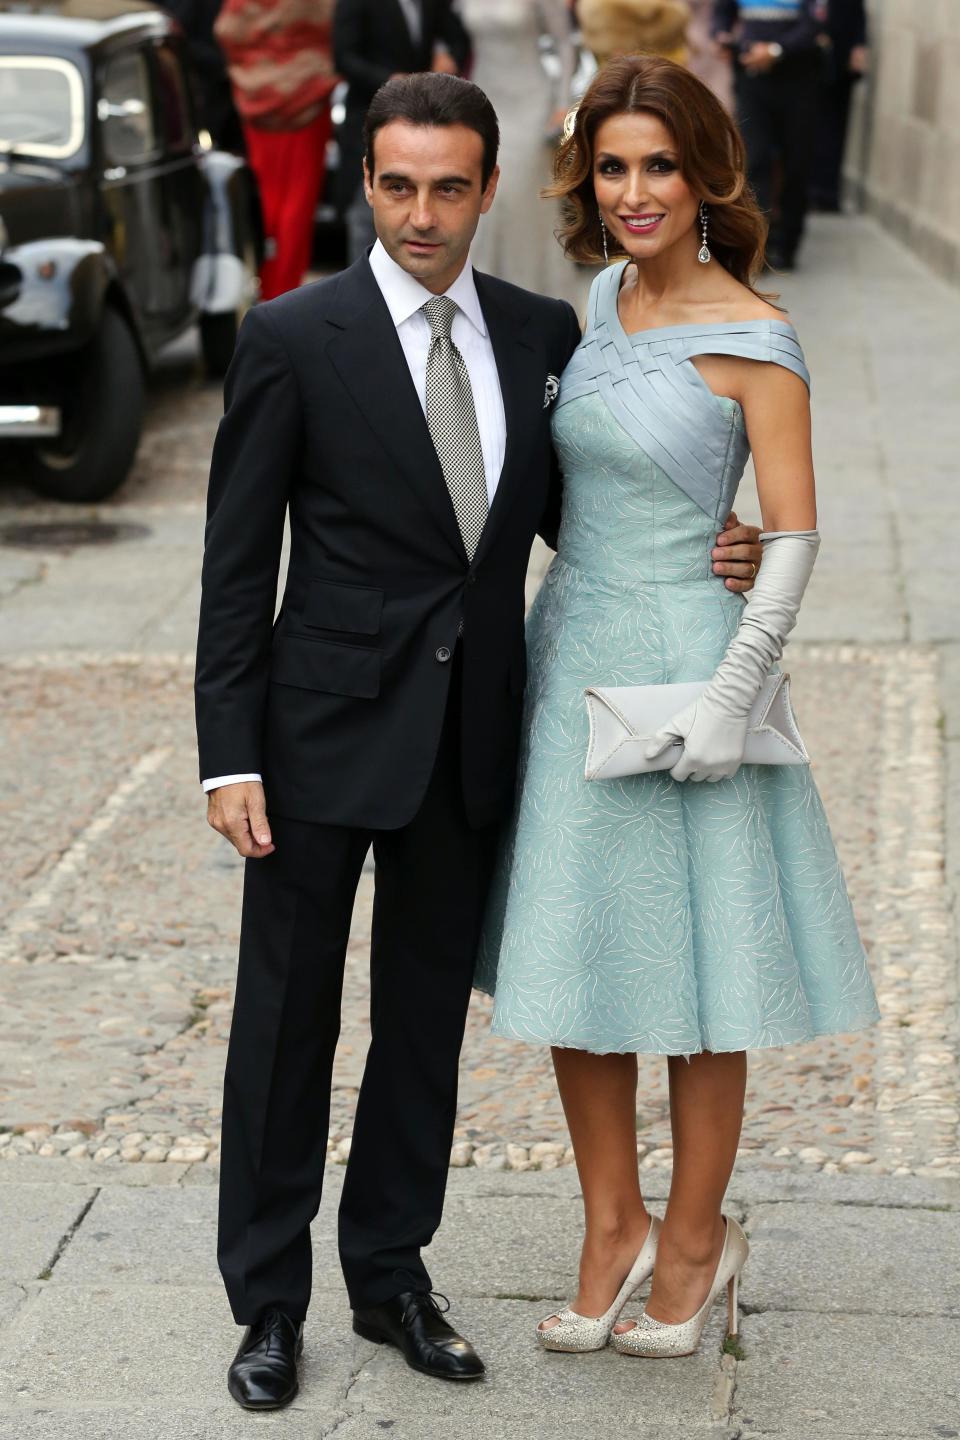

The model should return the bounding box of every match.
[592,110,699,263]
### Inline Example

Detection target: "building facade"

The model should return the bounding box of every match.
[847,0,960,283]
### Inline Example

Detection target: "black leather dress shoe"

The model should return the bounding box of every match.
[227,1308,304,1410]
[353,1291,485,1381]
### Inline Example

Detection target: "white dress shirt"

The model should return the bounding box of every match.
[202,240,507,794]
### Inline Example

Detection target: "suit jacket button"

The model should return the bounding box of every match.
[436,646,452,663]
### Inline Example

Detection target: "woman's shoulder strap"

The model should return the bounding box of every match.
[586,261,627,333]
[674,321,811,391]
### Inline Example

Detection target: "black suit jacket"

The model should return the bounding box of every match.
[333,0,472,207]
[195,255,581,831]
[825,0,867,66]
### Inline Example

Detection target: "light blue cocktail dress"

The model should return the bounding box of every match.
[475,262,881,1056]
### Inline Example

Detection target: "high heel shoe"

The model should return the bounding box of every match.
[611,1215,748,1359]
[536,1215,661,1353]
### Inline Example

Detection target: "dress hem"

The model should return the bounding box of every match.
[482,1009,882,1060]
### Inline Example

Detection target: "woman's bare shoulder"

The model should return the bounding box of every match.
[711,277,787,326]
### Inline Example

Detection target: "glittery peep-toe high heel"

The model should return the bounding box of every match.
[536,1215,661,1353]
[611,1215,748,1358]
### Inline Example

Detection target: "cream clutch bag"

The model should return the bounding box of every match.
[584,672,809,781]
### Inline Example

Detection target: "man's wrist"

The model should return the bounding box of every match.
[767,41,783,60]
[202,773,263,794]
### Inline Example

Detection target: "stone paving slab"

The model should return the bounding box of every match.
[0,1286,361,1413]
[332,1420,735,1440]
[348,1297,730,1428]
[0,1288,26,1329]
[733,1311,960,1436]
[52,1188,222,1288]
[0,1410,340,1440]
[400,1195,591,1300]
[742,1201,960,1317]
[0,1185,96,1282]
[0,1157,192,1186]
[0,1285,733,1432]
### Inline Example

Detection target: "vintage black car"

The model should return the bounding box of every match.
[0,0,261,501]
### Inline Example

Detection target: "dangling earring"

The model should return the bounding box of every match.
[698,201,711,264]
[599,212,609,265]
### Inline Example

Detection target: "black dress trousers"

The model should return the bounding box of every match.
[734,55,821,262]
[217,651,500,1323]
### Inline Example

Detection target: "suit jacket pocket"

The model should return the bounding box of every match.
[304,578,383,636]
[270,634,381,699]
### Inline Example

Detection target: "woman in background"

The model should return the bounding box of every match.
[686,0,732,109]
[215,0,338,300]
[578,0,691,66]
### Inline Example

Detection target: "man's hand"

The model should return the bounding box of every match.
[849,43,869,75]
[713,512,762,593]
[431,47,459,74]
[741,41,778,73]
[207,781,275,859]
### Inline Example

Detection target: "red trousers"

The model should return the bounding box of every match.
[244,108,331,301]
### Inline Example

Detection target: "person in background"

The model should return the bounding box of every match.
[334,0,473,264]
[578,0,691,68]
[164,0,244,152]
[214,0,338,301]
[686,0,732,111]
[539,0,581,144]
[712,0,824,271]
[811,0,868,212]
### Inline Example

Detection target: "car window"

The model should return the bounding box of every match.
[99,51,156,165]
[0,56,85,159]
[153,45,194,153]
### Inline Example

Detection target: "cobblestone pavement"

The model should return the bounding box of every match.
[0,639,955,1179]
[2,3,959,1194]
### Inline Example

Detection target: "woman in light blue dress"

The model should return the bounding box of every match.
[475,56,880,1358]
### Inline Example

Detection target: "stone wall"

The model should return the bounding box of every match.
[846,0,960,284]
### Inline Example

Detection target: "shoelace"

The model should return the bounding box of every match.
[400,1290,451,1328]
[392,1272,451,1329]
[259,1308,298,1355]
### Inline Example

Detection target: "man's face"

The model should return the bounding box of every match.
[364,120,500,293]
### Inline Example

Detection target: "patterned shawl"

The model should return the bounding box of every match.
[214,0,338,130]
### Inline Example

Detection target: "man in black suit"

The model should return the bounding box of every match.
[334,0,473,261]
[811,0,869,212]
[196,72,763,1410]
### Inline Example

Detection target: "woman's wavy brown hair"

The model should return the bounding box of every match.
[547,53,769,291]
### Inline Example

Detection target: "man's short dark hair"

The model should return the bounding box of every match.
[363,73,500,187]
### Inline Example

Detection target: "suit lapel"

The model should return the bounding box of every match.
[324,258,467,563]
[473,272,541,565]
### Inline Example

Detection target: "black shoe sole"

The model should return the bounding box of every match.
[227,1338,303,1410]
[227,1382,300,1411]
[352,1317,485,1381]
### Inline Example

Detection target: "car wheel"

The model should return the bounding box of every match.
[27,308,144,504]
[199,309,240,379]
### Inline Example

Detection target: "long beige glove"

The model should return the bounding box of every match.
[646,530,821,782]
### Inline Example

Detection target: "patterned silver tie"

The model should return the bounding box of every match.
[422,295,489,560]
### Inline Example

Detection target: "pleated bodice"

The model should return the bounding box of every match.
[555,259,810,526]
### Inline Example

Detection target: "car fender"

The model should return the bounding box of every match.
[0,238,118,350]
[192,150,262,315]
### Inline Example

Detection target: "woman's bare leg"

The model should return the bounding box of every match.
[540,1047,652,1328]
[616,1049,746,1329]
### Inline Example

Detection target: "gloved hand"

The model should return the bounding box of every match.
[645,530,821,784]
[646,695,750,783]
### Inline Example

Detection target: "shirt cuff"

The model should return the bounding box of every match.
[202,773,262,793]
